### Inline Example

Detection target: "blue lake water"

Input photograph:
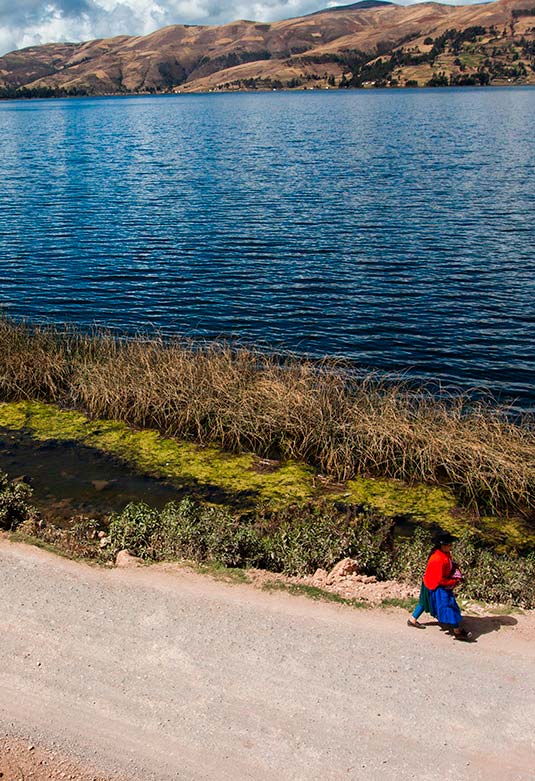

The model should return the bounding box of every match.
[0,88,534,405]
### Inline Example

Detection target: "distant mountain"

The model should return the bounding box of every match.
[309,1,395,15]
[1,0,534,96]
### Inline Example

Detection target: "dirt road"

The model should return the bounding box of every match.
[1,539,534,781]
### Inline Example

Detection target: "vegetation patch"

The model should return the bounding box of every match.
[261,579,368,608]
[346,476,535,549]
[346,477,460,531]
[1,399,534,548]
[380,596,419,611]
[3,472,535,608]
[0,471,34,531]
[1,319,535,535]
[0,400,315,508]
[106,499,535,607]
[192,561,250,584]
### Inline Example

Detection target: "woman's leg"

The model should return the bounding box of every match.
[407,603,425,627]
[412,604,424,620]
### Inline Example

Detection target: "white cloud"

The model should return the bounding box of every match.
[0,0,488,57]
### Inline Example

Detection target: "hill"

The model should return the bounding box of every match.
[1,0,534,95]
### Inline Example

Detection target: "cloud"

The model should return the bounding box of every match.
[0,0,486,56]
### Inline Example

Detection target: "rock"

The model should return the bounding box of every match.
[97,531,107,539]
[99,536,111,548]
[115,550,143,568]
[91,479,114,492]
[326,558,359,584]
[312,568,328,584]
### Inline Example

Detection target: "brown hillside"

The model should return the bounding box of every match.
[1,0,534,94]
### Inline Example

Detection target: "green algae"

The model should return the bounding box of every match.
[471,514,535,551]
[0,401,314,507]
[1,400,533,548]
[345,475,535,549]
[346,476,460,531]
[0,403,27,430]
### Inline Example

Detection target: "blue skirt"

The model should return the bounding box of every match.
[430,586,462,627]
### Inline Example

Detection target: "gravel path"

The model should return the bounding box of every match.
[1,538,534,781]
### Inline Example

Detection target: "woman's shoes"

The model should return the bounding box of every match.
[407,617,474,640]
[454,628,474,642]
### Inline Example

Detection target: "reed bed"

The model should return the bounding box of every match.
[1,317,534,519]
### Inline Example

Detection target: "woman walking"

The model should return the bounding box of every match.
[407,532,473,641]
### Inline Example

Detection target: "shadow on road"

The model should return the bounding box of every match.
[462,615,518,640]
[417,615,518,642]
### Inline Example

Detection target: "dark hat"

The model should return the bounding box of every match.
[433,531,458,546]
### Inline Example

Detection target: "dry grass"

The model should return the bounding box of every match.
[1,317,534,519]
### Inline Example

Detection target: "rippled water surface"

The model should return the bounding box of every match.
[1,89,534,403]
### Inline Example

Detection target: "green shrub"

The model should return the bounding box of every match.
[108,498,394,575]
[70,515,100,543]
[108,502,160,557]
[255,502,394,576]
[459,545,535,608]
[108,498,263,566]
[390,527,433,583]
[0,472,34,530]
[153,499,262,566]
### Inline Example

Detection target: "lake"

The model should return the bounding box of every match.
[0,88,534,405]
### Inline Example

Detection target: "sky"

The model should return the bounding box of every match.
[0,0,484,57]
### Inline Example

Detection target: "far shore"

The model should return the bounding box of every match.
[3,82,535,101]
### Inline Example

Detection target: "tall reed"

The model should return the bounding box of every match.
[1,317,534,519]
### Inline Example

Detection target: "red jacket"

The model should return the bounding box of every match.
[423,549,457,590]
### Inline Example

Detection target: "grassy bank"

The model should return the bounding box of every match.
[1,318,534,523]
[2,472,534,608]
[4,399,534,548]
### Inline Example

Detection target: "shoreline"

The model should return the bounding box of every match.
[1,316,534,522]
[2,397,535,608]
[1,317,534,607]
[0,315,532,409]
[3,82,535,101]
